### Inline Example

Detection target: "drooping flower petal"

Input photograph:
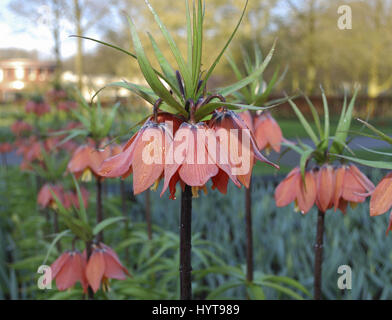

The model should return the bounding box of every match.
[316,165,334,212]
[51,252,71,279]
[85,250,106,293]
[239,110,254,133]
[333,166,346,211]
[210,109,277,189]
[132,125,165,194]
[342,165,369,203]
[386,210,392,235]
[254,112,283,152]
[296,170,317,214]
[370,172,392,216]
[53,252,87,292]
[211,169,230,194]
[162,122,219,194]
[275,167,300,207]
[103,253,128,280]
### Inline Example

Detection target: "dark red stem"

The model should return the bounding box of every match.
[180,185,192,300]
[314,209,325,300]
[245,180,253,283]
[85,241,94,300]
[96,178,103,242]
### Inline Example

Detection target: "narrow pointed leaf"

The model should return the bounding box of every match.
[333,154,392,170]
[93,217,126,236]
[198,0,249,97]
[303,94,323,139]
[288,97,319,145]
[320,86,330,140]
[218,42,275,97]
[356,118,392,145]
[144,0,192,96]
[128,16,187,116]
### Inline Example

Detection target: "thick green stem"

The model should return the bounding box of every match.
[53,211,62,252]
[180,185,192,300]
[96,178,103,242]
[145,189,152,240]
[120,180,129,263]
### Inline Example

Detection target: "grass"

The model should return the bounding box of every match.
[277,117,392,139]
[3,162,392,299]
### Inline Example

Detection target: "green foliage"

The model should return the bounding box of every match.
[79,0,275,124]
[284,86,360,176]
[1,158,392,299]
[58,93,120,143]
[333,118,392,170]
[223,42,281,105]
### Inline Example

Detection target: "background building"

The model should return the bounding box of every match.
[0,59,56,101]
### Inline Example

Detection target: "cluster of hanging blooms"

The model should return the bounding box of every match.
[51,250,88,292]
[47,86,78,112]
[67,139,122,181]
[43,130,78,154]
[25,98,51,116]
[47,87,68,102]
[16,136,44,170]
[15,133,74,171]
[50,243,129,293]
[85,243,130,292]
[239,110,283,154]
[99,100,278,199]
[37,183,89,210]
[57,100,78,112]
[0,142,12,154]
[275,164,375,214]
[10,120,32,137]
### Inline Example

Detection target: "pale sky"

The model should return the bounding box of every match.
[0,0,293,61]
[0,0,99,60]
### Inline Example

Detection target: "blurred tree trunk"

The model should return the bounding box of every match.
[74,0,83,91]
[305,0,316,94]
[367,0,392,115]
[8,0,66,83]
[53,0,62,83]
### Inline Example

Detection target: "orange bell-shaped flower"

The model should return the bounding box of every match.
[67,140,111,181]
[275,167,317,214]
[162,121,219,192]
[0,142,12,154]
[99,113,182,195]
[51,251,88,292]
[274,167,301,207]
[370,172,392,217]
[37,183,64,209]
[334,164,374,214]
[315,165,334,213]
[10,120,32,136]
[253,112,283,153]
[85,243,129,293]
[209,109,278,189]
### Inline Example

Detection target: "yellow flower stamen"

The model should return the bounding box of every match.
[50,201,58,210]
[81,168,92,182]
[191,185,208,198]
[102,277,111,292]
[349,202,358,209]
[150,179,160,192]
[192,186,199,198]
[265,145,271,156]
[294,200,299,213]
